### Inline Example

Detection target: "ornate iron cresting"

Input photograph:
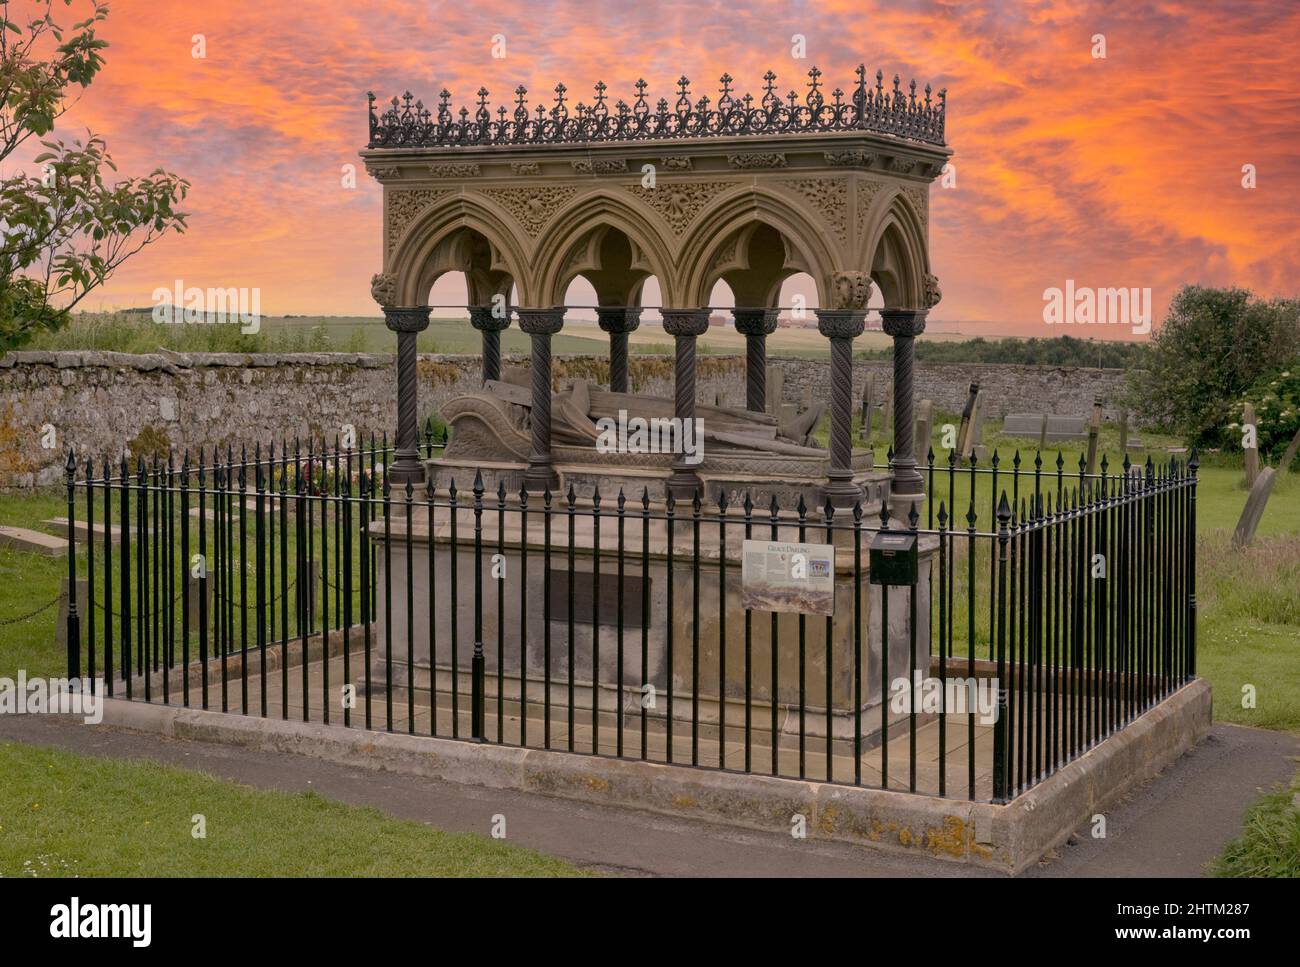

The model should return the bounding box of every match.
[368,67,946,149]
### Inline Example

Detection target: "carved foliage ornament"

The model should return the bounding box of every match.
[780,177,849,243]
[479,185,580,236]
[624,180,736,236]
[386,188,450,250]
[830,271,873,311]
[510,162,541,176]
[924,273,942,308]
[428,162,481,177]
[727,152,787,169]
[371,272,398,307]
[572,158,628,174]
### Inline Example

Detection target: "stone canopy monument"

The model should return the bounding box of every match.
[359,66,949,752]
[362,65,948,509]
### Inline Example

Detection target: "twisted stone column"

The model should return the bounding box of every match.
[596,307,642,393]
[733,308,779,412]
[468,305,511,383]
[816,309,867,507]
[385,306,433,485]
[881,308,929,503]
[661,309,711,500]
[517,308,565,492]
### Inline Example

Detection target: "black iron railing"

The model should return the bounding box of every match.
[63,440,1196,804]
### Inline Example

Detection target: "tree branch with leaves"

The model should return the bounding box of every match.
[0,0,188,352]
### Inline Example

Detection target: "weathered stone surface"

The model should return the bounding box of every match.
[0,350,1135,489]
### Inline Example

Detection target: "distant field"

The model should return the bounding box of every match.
[20,312,977,359]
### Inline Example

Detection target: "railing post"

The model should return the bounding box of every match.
[65,449,80,680]
[471,471,486,740]
[1187,449,1198,677]
[993,492,1012,803]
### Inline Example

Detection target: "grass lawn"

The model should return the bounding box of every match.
[1210,769,1300,878]
[0,740,582,877]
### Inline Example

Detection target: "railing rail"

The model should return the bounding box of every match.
[63,439,1198,804]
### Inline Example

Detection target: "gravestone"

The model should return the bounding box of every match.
[968,392,988,462]
[1232,467,1277,549]
[859,376,873,443]
[882,384,894,442]
[1085,397,1103,475]
[914,399,934,463]
[955,382,979,456]
[1278,422,1300,472]
[1243,402,1260,488]
[1045,416,1088,443]
[0,525,65,557]
[765,364,784,416]
[1002,412,1045,437]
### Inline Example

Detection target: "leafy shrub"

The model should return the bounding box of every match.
[1125,286,1300,446]
[1230,368,1300,467]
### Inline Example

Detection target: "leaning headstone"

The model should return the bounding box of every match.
[1232,467,1277,549]
[1277,422,1300,472]
[1118,409,1130,454]
[1243,402,1260,488]
[968,391,989,462]
[955,382,979,456]
[882,384,894,439]
[914,399,934,462]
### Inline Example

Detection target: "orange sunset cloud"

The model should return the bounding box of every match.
[22,0,1300,336]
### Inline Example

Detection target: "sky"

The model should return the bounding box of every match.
[19,0,1300,337]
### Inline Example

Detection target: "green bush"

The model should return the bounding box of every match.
[1232,367,1300,467]
[1125,286,1300,446]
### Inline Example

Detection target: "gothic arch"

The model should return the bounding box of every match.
[532,190,678,308]
[388,194,532,306]
[679,189,840,308]
[862,189,930,309]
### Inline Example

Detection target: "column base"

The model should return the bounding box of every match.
[666,469,703,502]
[523,462,559,493]
[819,477,864,510]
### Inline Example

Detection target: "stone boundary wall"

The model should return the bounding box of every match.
[0,350,1132,489]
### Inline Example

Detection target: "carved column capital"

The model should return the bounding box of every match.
[815,308,867,340]
[661,308,711,338]
[468,305,512,332]
[596,307,642,334]
[880,308,928,338]
[517,308,565,335]
[383,306,431,333]
[732,308,779,336]
[829,271,875,311]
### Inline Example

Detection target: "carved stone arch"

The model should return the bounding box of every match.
[533,190,678,308]
[679,188,840,308]
[864,190,930,309]
[388,195,532,306]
